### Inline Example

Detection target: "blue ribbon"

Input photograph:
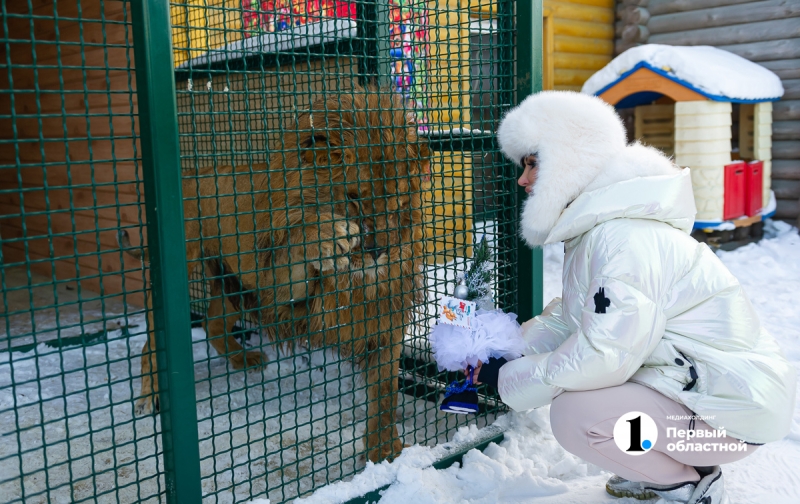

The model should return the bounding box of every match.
[444,366,477,397]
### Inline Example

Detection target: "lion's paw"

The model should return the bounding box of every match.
[229,350,267,370]
[317,221,360,271]
[134,394,159,416]
[366,438,405,463]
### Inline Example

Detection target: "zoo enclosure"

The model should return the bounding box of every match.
[0,0,542,502]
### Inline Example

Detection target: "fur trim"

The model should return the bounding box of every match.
[497,91,627,247]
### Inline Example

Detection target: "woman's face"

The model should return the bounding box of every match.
[517,154,539,194]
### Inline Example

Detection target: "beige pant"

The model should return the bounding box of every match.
[550,382,757,485]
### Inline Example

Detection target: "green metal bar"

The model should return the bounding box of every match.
[356,0,389,85]
[514,0,544,321]
[130,1,202,502]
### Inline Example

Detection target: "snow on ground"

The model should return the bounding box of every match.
[0,317,498,504]
[0,223,503,504]
[294,221,800,504]
[3,222,798,504]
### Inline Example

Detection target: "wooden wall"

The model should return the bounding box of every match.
[615,0,800,223]
[0,0,147,307]
[470,0,616,91]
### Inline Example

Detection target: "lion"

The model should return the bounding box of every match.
[123,89,430,462]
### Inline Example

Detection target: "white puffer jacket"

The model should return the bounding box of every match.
[496,91,796,444]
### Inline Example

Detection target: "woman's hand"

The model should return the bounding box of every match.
[463,357,508,390]
[463,361,483,385]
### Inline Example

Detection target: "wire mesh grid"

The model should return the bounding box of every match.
[0,0,162,503]
[1,0,526,502]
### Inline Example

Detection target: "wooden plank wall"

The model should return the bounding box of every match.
[615,0,800,223]
[0,0,147,307]
[470,0,616,91]
[634,103,675,156]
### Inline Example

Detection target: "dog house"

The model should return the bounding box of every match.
[582,44,784,228]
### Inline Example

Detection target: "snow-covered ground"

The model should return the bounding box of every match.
[294,220,800,504]
[3,222,798,504]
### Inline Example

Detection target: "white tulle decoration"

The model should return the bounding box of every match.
[431,309,527,372]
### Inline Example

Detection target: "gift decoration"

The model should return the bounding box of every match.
[432,238,526,414]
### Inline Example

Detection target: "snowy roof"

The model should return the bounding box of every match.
[582,45,784,104]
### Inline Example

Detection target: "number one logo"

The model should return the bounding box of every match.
[627,416,645,452]
[614,411,656,455]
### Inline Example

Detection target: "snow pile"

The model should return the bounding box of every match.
[581,44,784,102]
[297,411,600,504]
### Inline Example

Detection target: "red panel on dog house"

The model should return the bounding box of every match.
[745,161,764,217]
[724,162,746,221]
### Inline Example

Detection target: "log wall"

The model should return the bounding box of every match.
[615,0,800,223]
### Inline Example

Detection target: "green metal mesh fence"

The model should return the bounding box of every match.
[0,1,161,502]
[1,0,540,502]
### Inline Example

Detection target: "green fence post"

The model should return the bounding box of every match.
[357,0,390,85]
[130,1,202,502]
[513,0,544,321]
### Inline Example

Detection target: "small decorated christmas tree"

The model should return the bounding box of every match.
[431,236,525,414]
[455,236,493,309]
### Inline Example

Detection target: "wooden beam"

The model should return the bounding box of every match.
[554,35,614,55]
[544,1,614,23]
[772,159,800,179]
[649,17,800,46]
[733,214,763,228]
[554,68,598,86]
[760,59,800,79]
[775,198,800,219]
[553,0,615,6]
[772,179,800,199]
[719,37,800,62]
[598,67,706,105]
[544,15,555,90]
[774,100,800,121]
[783,79,800,100]
[553,51,612,70]
[622,24,650,43]
[618,5,651,24]
[773,140,800,159]
[465,0,616,18]
[773,120,800,140]
[553,17,615,39]
[649,0,782,17]
[649,1,800,34]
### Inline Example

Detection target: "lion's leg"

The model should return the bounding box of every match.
[135,299,160,415]
[204,278,265,370]
[364,335,404,462]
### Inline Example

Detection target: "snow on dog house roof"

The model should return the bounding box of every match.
[582,44,784,108]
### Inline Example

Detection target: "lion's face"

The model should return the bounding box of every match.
[282,90,430,279]
[344,164,422,274]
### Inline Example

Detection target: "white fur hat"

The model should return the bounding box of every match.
[497,91,627,247]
